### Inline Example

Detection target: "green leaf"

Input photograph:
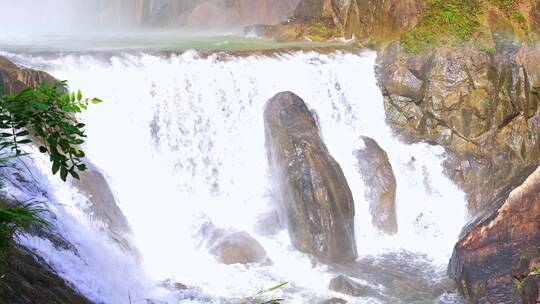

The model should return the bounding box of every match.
[257,282,288,296]
[91,98,103,104]
[70,170,80,180]
[71,92,76,102]
[52,162,61,175]
[15,130,29,137]
[17,139,32,144]
[60,167,68,181]
[77,90,82,102]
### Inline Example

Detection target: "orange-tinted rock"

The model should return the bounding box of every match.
[0,56,57,95]
[264,91,357,264]
[448,166,540,303]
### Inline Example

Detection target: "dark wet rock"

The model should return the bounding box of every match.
[0,246,91,304]
[264,91,357,264]
[320,298,347,304]
[200,223,268,265]
[448,167,540,303]
[329,275,373,297]
[354,136,397,234]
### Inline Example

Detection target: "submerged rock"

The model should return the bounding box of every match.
[264,91,357,264]
[329,275,373,297]
[320,298,347,304]
[354,136,397,234]
[448,166,540,303]
[200,223,268,265]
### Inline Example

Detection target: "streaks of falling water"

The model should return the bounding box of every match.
[2,50,466,303]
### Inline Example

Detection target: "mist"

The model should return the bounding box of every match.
[0,0,300,38]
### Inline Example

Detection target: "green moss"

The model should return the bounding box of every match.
[401,0,481,53]
[481,46,496,55]
[514,11,526,24]
[306,22,328,36]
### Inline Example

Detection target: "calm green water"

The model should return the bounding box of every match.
[0,29,354,53]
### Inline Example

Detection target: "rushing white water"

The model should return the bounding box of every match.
[1,50,466,303]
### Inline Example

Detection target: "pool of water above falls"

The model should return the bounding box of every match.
[1,49,467,304]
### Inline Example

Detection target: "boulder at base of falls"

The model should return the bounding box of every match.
[354,136,397,234]
[0,246,91,304]
[200,223,268,265]
[264,91,357,264]
[329,275,373,297]
[448,166,540,303]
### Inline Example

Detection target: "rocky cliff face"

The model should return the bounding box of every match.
[264,91,357,264]
[253,0,425,43]
[376,9,540,215]
[448,166,540,303]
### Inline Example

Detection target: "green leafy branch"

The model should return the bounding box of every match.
[0,81,101,181]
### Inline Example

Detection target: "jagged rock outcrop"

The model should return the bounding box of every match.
[0,246,91,304]
[354,136,397,234]
[200,222,268,265]
[448,166,540,303]
[264,91,357,264]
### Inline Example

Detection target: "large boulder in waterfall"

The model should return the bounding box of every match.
[448,166,540,303]
[200,223,268,265]
[0,55,57,95]
[354,136,397,234]
[264,91,357,264]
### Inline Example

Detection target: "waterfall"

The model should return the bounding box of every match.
[1,50,466,303]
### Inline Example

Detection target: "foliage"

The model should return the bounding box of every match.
[481,46,497,55]
[401,0,481,53]
[0,81,99,266]
[0,81,101,181]
[0,201,48,261]
[253,282,288,304]
[306,22,327,36]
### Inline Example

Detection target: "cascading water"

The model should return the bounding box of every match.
[1,50,467,303]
